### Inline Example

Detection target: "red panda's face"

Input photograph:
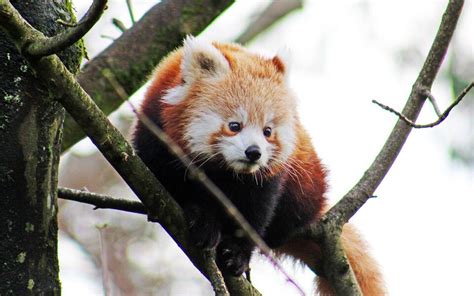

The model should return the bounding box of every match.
[162,37,297,175]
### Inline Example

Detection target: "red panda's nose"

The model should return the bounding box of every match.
[245,145,261,162]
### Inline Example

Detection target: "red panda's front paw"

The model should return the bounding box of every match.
[216,239,251,276]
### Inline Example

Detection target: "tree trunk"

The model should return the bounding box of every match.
[0,1,82,294]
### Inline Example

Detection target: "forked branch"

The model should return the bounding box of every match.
[301,0,465,294]
[28,0,108,57]
[373,82,473,128]
[0,1,256,295]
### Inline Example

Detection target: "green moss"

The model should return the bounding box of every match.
[27,279,34,290]
[4,94,21,104]
[25,222,35,232]
[20,64,28,73]
[64,0,87,64]
[17,252,26,263]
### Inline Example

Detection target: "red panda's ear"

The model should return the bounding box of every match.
[272,56,286,74]
[272,47,291,79]
[181,36,230,83]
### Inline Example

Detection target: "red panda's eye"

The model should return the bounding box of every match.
[228,122,241,132]
[263,127,272,137]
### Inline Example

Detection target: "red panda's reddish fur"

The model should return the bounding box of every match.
[136,41,385,295]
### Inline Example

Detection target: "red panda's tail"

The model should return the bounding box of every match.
[279,224,386,295]
[316,224,386,295]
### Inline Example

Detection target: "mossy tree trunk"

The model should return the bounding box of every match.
[0,1,82,295]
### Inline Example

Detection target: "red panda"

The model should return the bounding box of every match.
[133,36,385,295]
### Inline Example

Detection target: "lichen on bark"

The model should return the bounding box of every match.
[0,0,82,295]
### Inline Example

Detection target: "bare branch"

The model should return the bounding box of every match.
[300,0,465,294]
[126,0,135,24]
[58,187,146,214]
[112,18,127,33]
[96,224,112,296]
[373,81,473,128]
[236,0,302,44]
[27,0,108,57]
[418,86,442,116]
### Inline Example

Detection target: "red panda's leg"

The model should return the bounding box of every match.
[216,235,253,276]
[183,202,222,249]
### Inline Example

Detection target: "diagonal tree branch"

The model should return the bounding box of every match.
[62,0,235,152]
[299,0,465,294]
[236,0,302,44]
[0,2,257,295]
[326,0,464,227]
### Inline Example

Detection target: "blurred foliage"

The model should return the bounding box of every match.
[447,49,474,167]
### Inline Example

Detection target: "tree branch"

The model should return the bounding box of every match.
[58,187,146,214]
[62,0,235,152]
[112,18,127,33]
[58,187,231,296]
[27,0,108,58]
[125,0,135,24]
[372,81,473,128]
[300,0,465,294]
[236,0,302,44]
[0,2,258,295]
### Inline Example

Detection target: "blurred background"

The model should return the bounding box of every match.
[59,0,473,295]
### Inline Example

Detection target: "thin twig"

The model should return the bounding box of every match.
[112,18,127,32]
[96,224,111,296]
[418,86,442,116]
[126,0,135,24]
[102,69,306,296]
[27,0,108,57]
[373,81,473,128]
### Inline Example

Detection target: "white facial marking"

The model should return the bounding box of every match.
[275,119,297,162]
[236,107,248,123]
[162,84,188,105]
[220,125,272,173]
[184,111,222,155]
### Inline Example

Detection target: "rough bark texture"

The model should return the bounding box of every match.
[62,0,234,151]
[0,0,82,295]
[0,1,260,294]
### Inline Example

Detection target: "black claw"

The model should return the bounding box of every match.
[216,239,251,276]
